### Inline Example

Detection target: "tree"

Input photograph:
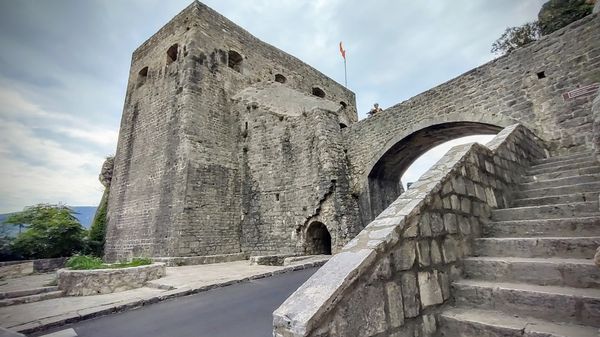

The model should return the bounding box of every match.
[87,155,114,257]
[88,192,108,257]
[491,0,594,55]
[3,204,86,259]
[538,0,595,35]
[491,22,542,55]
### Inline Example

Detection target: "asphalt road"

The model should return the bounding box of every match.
[34,267,318,337]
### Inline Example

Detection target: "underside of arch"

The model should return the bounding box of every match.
[363,121,502,223]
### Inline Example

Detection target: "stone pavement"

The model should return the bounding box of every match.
[0,257,329,335]
[0,274,56,294]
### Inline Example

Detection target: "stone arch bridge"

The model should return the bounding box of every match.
[344,14,600,224]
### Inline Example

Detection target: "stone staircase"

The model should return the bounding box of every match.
[0,286,63,307]
[439,151,600,337]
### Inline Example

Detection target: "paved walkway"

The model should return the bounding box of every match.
[0,257,328,335]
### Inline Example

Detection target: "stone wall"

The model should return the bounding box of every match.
[32,257,67,273]
[0,262,33,279]
[153,253,246,266]
[273,124,546,337]
[345,14,599,224]
[57,263,166,296]
[105,1,358,261]
[234,84,361,255]
[0,258,67,278]
[593,92,600,163]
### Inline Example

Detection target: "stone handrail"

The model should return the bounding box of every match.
[273,124,546,337]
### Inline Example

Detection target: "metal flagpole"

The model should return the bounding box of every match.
[340,41,347,88]
[344,57,347,88]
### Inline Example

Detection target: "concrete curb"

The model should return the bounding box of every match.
[14,259,327,335]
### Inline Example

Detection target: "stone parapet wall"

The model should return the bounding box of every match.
[593,92,600,163]
[153,253,247,266]
[57,263,166,296]
[273,124,546,337]
[0,262,33,279]
[0,258,67,278]
[32,257,68,273]
[249,254,297,266]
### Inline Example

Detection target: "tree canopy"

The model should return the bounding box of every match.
[491,22,542,55]
[2,204,86,259]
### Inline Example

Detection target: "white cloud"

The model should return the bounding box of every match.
[0,87,110,212]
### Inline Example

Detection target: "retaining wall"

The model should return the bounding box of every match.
[57,263,166,296]
[273,124,546,337]
[0,258,67,278]
[153,253,247,266]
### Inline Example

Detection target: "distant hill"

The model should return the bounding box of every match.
[71,206,97,228]
[0,206,97,237]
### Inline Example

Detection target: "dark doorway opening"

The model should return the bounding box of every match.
[305,222,332,255]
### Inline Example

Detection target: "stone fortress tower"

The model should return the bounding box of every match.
[104,1,362,261]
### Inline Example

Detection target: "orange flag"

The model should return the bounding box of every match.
[339,41,346,60]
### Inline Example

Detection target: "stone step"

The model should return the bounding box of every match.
[533,151,595,165]
[463,257,600,288]
[513,181,600,199]
[473,236,600,259]
[529,156,597,171]
[518,174,600,191]
[482,216,600,238]
[523,165,600,182]
[0,290,63,307]
[0,286,58,300]
[511,191,600,207]
[491,202,599,221]
[527,160,599,175]
[452,280,600,327]
[438,307,598,337]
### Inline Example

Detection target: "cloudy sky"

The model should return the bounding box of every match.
[0,0,546,213]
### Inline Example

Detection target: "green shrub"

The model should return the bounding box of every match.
[88,188,109,257]
[66,255,104,270]
[111,257,152,268]
[66,255,152,270]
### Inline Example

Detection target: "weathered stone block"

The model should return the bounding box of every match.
[442,236,459,263]
[430,213,444,235]
[430,240,442,265]
[401,272,420,318]
[393,241,416,271]
[417,271,444,308]
[419,213,432,237]
[331,284,388,336]
[417,240,431,267]
[385,281,405,328]
[443,213,458,234]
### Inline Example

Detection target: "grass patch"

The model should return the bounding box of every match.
[66,255,152,270]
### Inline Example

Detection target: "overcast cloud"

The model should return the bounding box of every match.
[0,0,546,213]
